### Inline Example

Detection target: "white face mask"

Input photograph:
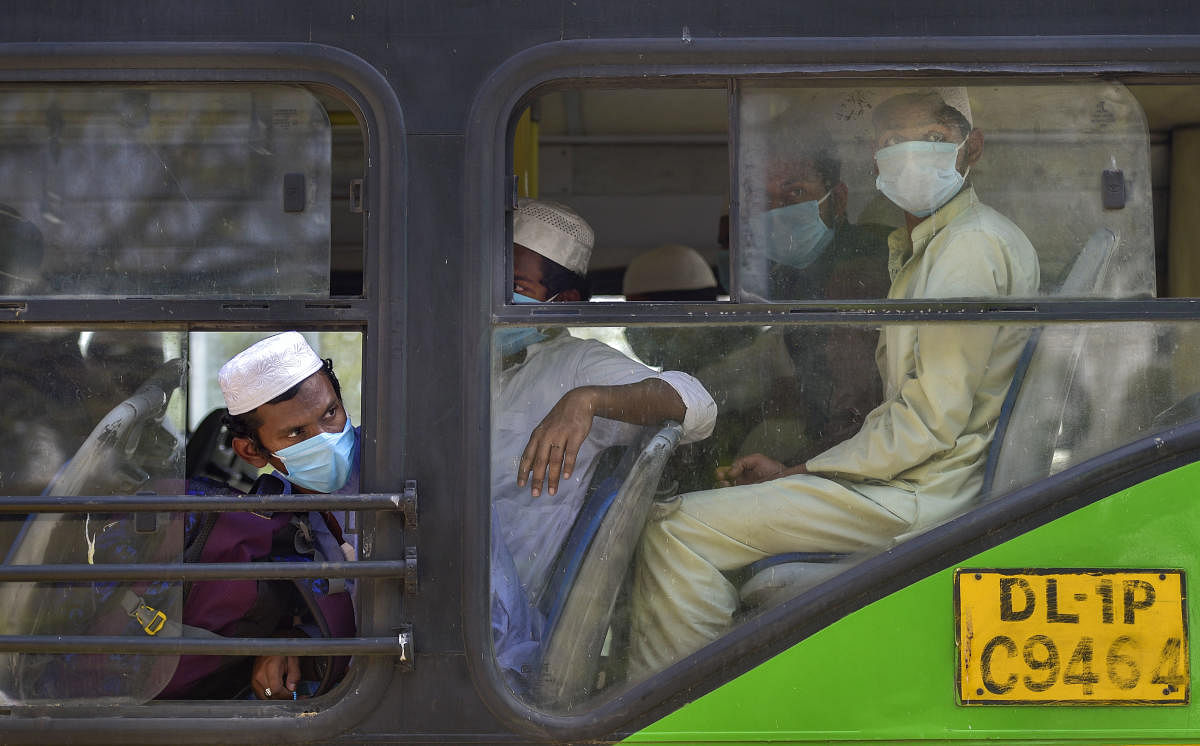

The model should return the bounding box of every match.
[756,192,835,270]
[874,139,968,218]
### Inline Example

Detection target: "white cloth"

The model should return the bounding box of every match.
[492,331,717,598]
[629,186,1039,676]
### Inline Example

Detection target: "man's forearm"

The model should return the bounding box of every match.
[577,378,686,426]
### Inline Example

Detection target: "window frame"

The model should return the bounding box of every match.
[0,42,407,741]
[464,35,1200,740]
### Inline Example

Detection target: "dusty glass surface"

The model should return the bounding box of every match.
[735,82,1155,300]
[488,315,1196,712]
[0,85,331,297]
[0,328,186,704]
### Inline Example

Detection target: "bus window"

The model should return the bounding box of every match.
[489,315,1200,714]
[0,85,358,298]
[0,329,364,704]
[489,80,1169,715]
[517,87,729,299]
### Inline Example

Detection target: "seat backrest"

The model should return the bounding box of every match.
[535,421,683,706]
[982,228,1118,499]
[535,443,638,621]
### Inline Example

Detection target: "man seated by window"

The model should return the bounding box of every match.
[491,199,717,687]
[627,88,1040,677]
[160,332,358,700]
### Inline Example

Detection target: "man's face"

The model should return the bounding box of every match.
[873,98,969,173]
[252,371,346,460]
[513,243,553,301]
[765,158,837,228]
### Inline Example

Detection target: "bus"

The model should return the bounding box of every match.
[2,2,1200,743]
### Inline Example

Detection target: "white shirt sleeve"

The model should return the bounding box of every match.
[653,370,717,443]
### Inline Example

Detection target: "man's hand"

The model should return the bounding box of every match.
[518,388,597,497]
[252,655,300,700]
[716,453,808,487]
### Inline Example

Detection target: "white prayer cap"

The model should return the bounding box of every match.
[874,87,973,130]
[218,332,322,415]
[514,198,594,276]
[937,86,973,128]
[623,244,716,296]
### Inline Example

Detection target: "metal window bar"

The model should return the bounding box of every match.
[0,487,417,657]
[0,491,417,519]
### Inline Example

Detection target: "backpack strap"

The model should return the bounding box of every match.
[119,588,222,639]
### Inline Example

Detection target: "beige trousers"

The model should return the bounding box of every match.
[628,474,912,678]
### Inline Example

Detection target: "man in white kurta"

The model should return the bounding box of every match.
[492,332,716,603]
[490,199,716,685]
[628,89,1040,677]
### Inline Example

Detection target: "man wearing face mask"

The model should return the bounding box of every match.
[161,332,357,700]
[737,131,894,461]
[627,88,1039,678]
[491,199,716,687]
[750,131,892,302]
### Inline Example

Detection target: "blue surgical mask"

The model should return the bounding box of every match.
[875,139,968,217]
[496,292,548,355]
[757,193,835,270]
[274,417,356,493]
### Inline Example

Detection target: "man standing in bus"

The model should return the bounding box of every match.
[491,198,717,685]
[627,88,1040,677]
[161,332,357,701]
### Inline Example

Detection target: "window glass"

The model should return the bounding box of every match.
[0,329,186,498]
[0,329,364,704]
[520,88,728,297]
[0,328,186,704]
[493,79,1170,714]
[734,82,1155,300]
[0,85,334,298]
[488,318,1196,713]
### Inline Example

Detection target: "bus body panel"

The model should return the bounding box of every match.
[630,460,1200,743]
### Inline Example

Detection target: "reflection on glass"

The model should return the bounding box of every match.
[0,329,185,704]
[0,86,332,297]
[0,329,184,498]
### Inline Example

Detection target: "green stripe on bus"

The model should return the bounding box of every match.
[628,460,1200,743]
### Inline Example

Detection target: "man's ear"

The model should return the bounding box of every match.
[554,288,582,302]
[963,128,984,170]
[232,436,270,469]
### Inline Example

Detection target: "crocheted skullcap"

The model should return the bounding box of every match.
[513,198,594,275]
[218,332,322,415]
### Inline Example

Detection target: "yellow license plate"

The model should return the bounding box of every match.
[956,569,1189,705]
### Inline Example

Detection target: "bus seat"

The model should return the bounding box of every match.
[736,227,1121,611]
[983,227,1118,497]
[534,445,630,618]
[185,408,258,494]
[737,552,853,608]
[535,421,684,707]
[42,357,187,498]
